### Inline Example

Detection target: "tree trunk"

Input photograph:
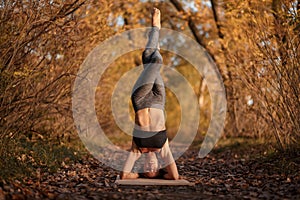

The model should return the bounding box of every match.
[210,0,239,136]
[169,0,216,61]
[170,0,240,136]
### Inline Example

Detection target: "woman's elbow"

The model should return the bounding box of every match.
[120,172,126,179]
[164,173,179,180]
[172,174,179,180]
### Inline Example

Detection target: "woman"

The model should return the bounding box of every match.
[121,8,179,180]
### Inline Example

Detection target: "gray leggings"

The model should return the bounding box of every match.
[131,27,165,112]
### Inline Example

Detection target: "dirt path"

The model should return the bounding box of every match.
[1,147,299,199]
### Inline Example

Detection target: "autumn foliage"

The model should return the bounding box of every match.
[0,0,299,180]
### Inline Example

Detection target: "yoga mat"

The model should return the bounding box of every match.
[115,178,194,186]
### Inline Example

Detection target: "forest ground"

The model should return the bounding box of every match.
[0,138,299,200]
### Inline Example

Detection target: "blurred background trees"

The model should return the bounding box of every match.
[0,0,299,179]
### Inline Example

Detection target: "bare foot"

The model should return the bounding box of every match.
[152,7,161,29]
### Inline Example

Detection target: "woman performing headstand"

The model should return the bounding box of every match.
[121,8,179,180]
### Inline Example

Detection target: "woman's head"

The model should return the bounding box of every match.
[143,152,160,178]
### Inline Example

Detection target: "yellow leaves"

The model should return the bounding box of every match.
[13,71,25,77]
[207,40,214,46]
[13,66,32,77]
[252,17,258,24]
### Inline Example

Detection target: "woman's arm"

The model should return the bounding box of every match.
[120,142,141,179]
[160,139,179,180]
[163,162,179,180]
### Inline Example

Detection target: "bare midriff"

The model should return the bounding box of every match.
[134,107,166,132]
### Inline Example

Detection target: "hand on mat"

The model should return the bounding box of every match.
[121,172,139,179]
